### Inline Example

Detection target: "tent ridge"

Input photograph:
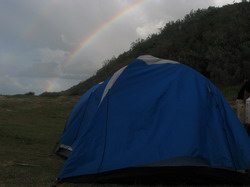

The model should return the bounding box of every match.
[138,55,179,65]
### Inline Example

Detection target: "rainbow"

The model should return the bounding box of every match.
[45,0,150,92]
[45,77,58,92]
[62,0,150,68]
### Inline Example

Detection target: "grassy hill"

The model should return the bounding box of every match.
[41,2,250,96]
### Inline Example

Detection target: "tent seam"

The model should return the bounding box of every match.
[97,92,110,173]
[209,86,239,170]
[72,92,94,144]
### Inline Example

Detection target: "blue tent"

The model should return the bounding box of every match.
[56,55,250,185]
[55,81,108,158]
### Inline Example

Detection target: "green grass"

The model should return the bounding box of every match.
[0,85,243,186]
[0,96,80,186]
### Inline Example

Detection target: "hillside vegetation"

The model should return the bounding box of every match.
[42,2,250,96]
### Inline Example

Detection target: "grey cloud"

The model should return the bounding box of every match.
[0,75,28,95]
[60,74,90,80]
[19,62,60,78]
[61,53,102,79]
[0,0,238,94]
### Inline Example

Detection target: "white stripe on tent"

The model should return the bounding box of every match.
[138,55,179,64]
[99,66,127,105]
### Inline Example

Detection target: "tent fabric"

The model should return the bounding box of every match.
[100,66,127,104]
[59,81,108,151]
[57,55,250,181]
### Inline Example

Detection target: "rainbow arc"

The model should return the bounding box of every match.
[45,0,150,92]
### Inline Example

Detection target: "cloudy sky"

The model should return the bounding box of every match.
[0,0,241,95]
